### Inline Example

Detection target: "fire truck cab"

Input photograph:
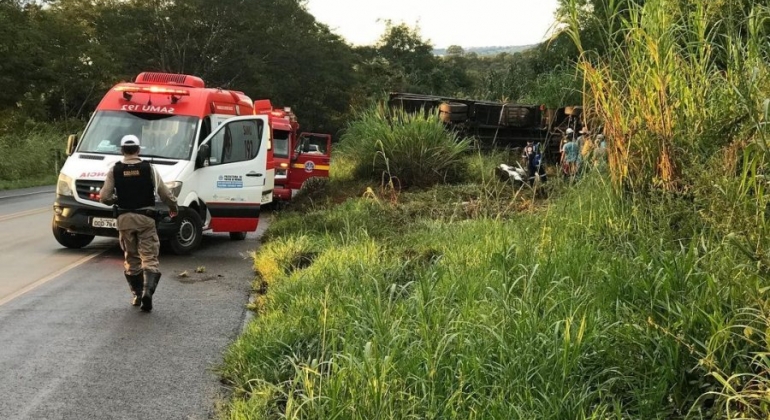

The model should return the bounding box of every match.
[254,100,331,201]
[53,72,275,254]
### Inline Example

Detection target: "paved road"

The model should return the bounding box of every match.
[0,187,265,420]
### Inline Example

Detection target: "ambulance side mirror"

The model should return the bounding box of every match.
[66,134,78,156]
[196,144,210,168]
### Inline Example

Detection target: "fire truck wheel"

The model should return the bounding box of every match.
[167,209,202,255]
[229,232,247,241]
[52,218,95,249]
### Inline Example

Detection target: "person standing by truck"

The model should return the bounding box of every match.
[99,135,179,312]
[561,128,579,178]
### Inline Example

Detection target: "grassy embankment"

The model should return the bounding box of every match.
[220,1,770,418]
[0,118,75,190]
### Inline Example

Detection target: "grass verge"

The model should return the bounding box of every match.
[220,161,769,419]
[0,119,72,189]
[0,175,56,191]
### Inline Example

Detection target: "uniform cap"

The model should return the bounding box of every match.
[120,135,140,147]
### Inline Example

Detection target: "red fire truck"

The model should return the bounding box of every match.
[53,72,274,254]
[254,100,331,202]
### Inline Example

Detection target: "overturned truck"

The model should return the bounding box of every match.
[388,92,584,159]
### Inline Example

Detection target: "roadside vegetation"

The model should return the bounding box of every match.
[0,0,581,186]
[0,117,74,190]
[3,0,769,417]
[221,0,770,418]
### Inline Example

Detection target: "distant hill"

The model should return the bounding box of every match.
[433,44,538,57]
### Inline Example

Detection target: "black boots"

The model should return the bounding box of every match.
[140,271,161,312]
[124,272,144,306]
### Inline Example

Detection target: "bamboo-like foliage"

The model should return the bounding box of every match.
[337,104,471,188]
[561,0,770,193]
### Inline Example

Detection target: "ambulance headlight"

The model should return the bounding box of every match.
[165,181,183,197]
[56,173,73,196]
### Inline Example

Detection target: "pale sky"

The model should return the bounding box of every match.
[304,0,561,49]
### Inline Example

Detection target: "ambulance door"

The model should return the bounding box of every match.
[287,133,332,192]
[194,115,270,232]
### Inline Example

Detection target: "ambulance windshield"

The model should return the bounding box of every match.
[77,111,199,160]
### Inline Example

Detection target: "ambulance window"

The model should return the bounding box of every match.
[76,111,196,159]
[207,120,263,165]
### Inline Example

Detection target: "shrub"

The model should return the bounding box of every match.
[337,104,471,188]
[0,123,67,184]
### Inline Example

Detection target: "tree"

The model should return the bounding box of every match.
[445,45,464,56]
[0,1,48,114]
[356,21,448,95]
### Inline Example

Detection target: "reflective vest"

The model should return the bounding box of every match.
[113,161,155,210]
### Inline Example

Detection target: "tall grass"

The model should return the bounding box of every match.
[558,0,770,416]
[222,172,770,419]
[0,119,73,188]
[561,0,770,193]
[220,4,770,416]
[337,104,471,189]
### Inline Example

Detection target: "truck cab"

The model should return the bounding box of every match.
[53,72,275,254]
[254,100,331,201]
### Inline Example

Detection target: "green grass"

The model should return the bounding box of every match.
[0,120,71,187]
[0,175,56,191]
[219,2,770,415]
[220,168,770,419]
[561,0,770,194]
[337,105,472,189]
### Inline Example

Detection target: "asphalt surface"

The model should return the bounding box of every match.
[0,186,267,420]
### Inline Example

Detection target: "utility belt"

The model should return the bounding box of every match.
[113,206,160,221]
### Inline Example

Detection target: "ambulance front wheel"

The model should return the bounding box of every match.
[167,209,202,255]
[52,218,95,249]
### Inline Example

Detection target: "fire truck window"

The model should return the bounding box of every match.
[297,135,328,155]
[198,117,211,144]
[207,120,263,165]
[273,129,290,159]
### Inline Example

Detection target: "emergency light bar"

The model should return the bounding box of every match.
[271,110,298,122]
[114,86,191,96]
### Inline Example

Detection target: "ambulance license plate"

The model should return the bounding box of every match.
[92,217,117,229]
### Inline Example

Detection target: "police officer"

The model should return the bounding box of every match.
[99,135,178,312]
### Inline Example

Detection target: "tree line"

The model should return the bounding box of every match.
[0,0,589,137]
[3,0,763,138]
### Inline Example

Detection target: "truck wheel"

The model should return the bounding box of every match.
[52,218,95,249]
[439,102,467,114]
[439,102,467,123]
[229,232,247,241]
[167,209,202,255]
